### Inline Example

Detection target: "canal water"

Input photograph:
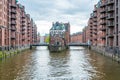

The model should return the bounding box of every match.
[0,46,120,80]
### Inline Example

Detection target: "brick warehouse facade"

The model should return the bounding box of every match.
[50,22,70,46]
[0,0,8,50]
[0,0,39,51]
[83,0,120,52]
[49,22,70,51]
[82,26,90,43]
[71,32,83,43]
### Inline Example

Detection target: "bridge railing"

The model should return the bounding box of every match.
[68,43,90,46]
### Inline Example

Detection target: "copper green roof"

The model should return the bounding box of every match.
[51,22,65,30]
[16,0,18,3]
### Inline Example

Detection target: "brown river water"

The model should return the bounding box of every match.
[0,46,120,80]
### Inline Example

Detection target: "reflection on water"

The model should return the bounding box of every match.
[0,46,120,80]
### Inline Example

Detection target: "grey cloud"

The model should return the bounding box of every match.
[19,0,99,33]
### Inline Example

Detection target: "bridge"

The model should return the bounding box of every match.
[31,43,49,46]
[30,43,90,50]
[31,43,90,47]
[67,43,90,46]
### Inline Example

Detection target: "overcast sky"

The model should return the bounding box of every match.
[18,0,99,35]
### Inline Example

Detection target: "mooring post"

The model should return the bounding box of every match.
[30,45,32,50]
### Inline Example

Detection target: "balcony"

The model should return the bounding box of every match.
[100,9,106,13]
[90,28,92,30]
[108,34,114,38]
[28,34,30,37]
[90,32,92,34]
[11,15,16,20]
[107,0,114,5]
[93,18,97,22]
[93,27,97,30]
[27,21,30,23]
[11,26,16,31]
[11,33,16,39]
[100,3,106,8]
[100,15,106,19]
[101,27,106,31]
[93,23,97,26]
[93,31,97,35]
[10,4,16,8]
[90,34,92,36]
[108,31,114,38]
[107,22,114,27]
[27,32,30,34]
[28,24,31,27]
[22,16,25,19]
[90,22,93,25]
[22,27,26,31]
[94,37,97,40]
[11,21,16,25]
[22,19,26,23]
[101,36,106,39]
[28,33,30,35]
[11,9,16,14]
[22,38,25,41]
[93,9,97,12]
[28,39,30,42]
[107,6,114,12]
[22,32,25,35]
[106,14,114,20]
[93,14,97,18]
[28,28,31,30]
[22,23,26,26]
[100,21,106,25]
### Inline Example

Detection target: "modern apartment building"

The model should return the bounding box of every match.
[100,0,106,47]
[84,0,120,51]
[0,0,8,50]
[88,15,93,44]
[26,14,31,45]
[32,24,37,45]
[0,0,39,51]
[16,4,21,49]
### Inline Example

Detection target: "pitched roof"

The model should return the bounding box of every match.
[51,22,65,30]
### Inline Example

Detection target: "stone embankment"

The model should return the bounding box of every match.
[91,46,120,62]
[0,46,35,60]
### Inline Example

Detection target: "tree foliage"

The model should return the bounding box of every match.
[45,35,50,43]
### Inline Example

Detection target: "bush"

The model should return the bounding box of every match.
[0,51,3,59]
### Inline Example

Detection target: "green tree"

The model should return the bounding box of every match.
[45,36,50,43]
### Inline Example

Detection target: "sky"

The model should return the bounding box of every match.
[18,0,99,35]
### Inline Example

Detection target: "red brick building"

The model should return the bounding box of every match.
[0,0,39,51]
[82,26,90,43]
[83,0,106,47]
[71,32,83,43]
[64,23,71,45]
[83,0,120,52]
[50,22,70,46]
[0,0,9,50]
[37,33,40,44]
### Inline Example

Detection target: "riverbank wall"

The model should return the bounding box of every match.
[91,46,120,62]
[0,46,35,60]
